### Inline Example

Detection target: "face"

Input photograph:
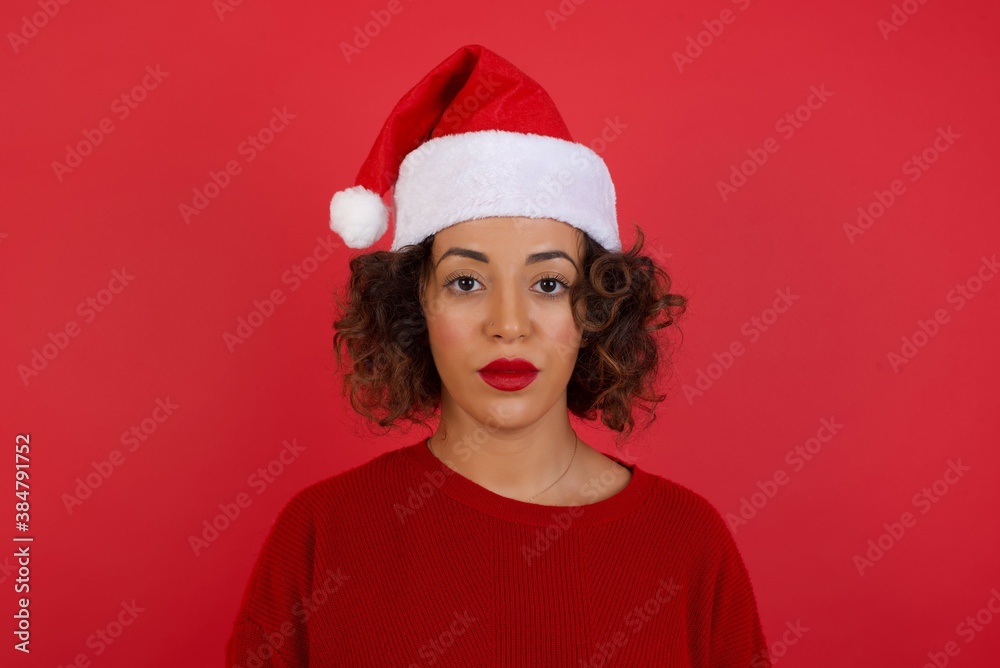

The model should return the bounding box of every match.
[420,217,587,436]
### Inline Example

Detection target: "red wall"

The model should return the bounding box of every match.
[3,0,998,665]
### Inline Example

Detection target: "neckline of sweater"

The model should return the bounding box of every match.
[401,439,655,527]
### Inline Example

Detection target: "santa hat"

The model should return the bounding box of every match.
[328,44,621,253]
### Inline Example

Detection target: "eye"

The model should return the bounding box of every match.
[442,274,483,294]
[442,273,571,299]
[534,275,570,299]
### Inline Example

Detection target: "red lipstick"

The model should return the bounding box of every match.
[477,358,539,392]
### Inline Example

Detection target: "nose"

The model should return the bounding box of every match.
[486,281,530,339]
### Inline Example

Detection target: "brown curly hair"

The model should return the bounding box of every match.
[331,223,688,447]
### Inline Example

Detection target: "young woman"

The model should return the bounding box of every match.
[227,44,771,667]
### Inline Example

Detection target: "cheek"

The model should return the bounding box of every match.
[540,310,584,371]
[426,311,479,382]
[549,317,579,341]
[423,288,462,347]
[427,309,474,348]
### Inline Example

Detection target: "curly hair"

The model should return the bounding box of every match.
[331,223,688,447]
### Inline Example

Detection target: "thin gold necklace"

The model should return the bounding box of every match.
[426,434,579,502]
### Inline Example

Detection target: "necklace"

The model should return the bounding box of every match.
[425,433,579,502]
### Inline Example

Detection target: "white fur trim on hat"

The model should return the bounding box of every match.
[329,185,390,249]
[391,130,620,252]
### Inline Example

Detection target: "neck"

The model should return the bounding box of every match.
[426,428,582,504]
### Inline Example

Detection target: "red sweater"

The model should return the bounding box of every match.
[226,440,771,667]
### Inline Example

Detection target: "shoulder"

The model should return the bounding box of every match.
[640,473,759,600]
[271,445,410,524]
[640,472,740,556]
[247,446,409,568]
[640,479,769,663]
[643,473,728,528]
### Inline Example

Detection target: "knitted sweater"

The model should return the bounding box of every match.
[226,440,771,667]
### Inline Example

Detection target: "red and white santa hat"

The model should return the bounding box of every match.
[328,44,621,252]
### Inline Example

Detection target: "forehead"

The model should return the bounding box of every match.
[432,217,583,257]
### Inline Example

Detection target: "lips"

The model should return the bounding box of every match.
[479,358,538,373]
[478,358,538,392]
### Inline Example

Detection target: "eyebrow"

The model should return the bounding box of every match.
[435,248,579,273]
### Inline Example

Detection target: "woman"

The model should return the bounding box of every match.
[226,44,771,667]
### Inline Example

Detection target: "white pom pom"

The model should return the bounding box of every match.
[329,185,390,249]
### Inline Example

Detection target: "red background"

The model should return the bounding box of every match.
[3,0,998,666]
